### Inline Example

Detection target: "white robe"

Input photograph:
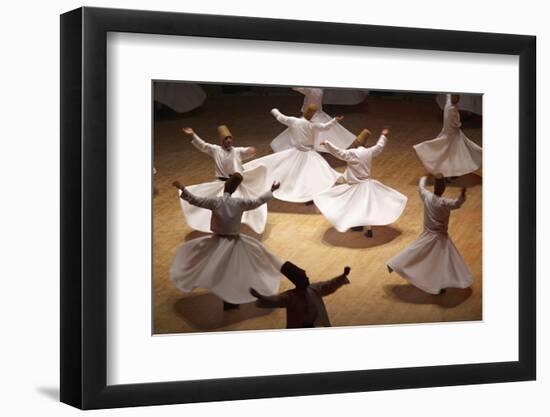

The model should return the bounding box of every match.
[270,88,356,153]
[244,109,342,203]
[322,88,368,105]
[171,189,283,304]
[154,82,206,113]
[386,177,473,294]
[436,94,482,115]
[178,134,268,234]
[414,94,482,177]
[314,135,407,231]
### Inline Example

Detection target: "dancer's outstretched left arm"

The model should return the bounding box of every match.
[238,182,280,211]
[310,267,351,297]
[444,188,466,210]
[314,115,344,131]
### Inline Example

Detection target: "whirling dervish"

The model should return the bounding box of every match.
[243,104,342,203]
[386,175,473,295]
[178,125,269,234]
[270,87,356,153]
[171,174,283,309]
[250,263,351,328]
[414,94,482,178]
[314,128,407,237]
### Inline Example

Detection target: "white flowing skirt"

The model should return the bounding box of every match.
[178,165,268,234]
[170,234,283,304]
[386,230,474,294]
[154,82,206,113]
[314,179,408,232]
[244,148,341,203]
[413,131,482,177]
[270,111,356,153]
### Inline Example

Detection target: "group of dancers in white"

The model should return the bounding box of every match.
[168,88,483,328]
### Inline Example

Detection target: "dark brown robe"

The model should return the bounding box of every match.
[254,273,350,328]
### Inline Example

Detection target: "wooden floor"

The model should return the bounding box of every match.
[153,93,483,334]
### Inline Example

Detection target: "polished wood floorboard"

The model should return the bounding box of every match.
[153,93,483,334]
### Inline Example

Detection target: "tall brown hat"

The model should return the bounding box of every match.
[224,173,243,194]
[281,261,310,288]
[302,104,319,120]
[355,129,372,146]
[217,125,232,141]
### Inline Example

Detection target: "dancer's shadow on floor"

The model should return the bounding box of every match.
[410,173,482,189]
[323,226,401,249]
[174,293,274,331]
[384,284,472,308]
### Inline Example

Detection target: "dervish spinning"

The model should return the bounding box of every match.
[314,127,407,237]
[171,174,283,310]
[244,104,343,203]
[414,94,482,178]
[270,87,356,153]
[386,175,473,294]
[250,263,352,328]
[178,125,269,234]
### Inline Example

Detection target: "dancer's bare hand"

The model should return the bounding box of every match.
[182,127,194,135]
[344,266,351,276]
[381,128,390,136]
[271,181,281,192]
[172,180,184,190]
[335,115,344,122]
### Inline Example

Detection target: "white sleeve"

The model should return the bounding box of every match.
[324,141,354,162]
[191,133,217,156]
[271,108,293,127]
[180,188,219,210]
[367,135,387,158]
[237,191,273,211]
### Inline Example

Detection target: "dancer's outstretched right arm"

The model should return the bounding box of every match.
[182,127,217,156]
[322,140,354,162]
[173,181,219,210]
[418,176,431,201]
[271,108,293,127]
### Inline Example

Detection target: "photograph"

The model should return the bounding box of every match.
[152,82,483,334]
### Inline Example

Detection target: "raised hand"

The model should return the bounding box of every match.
[335,115,344,122]
[381,127,390,136]
[271,181,281,192]
[172,180,184,190]
[344,266,351,276]
[182,127,194,135]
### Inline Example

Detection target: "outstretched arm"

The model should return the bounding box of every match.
[444,188,466,210]
[182,128,217,156]
[271,108,293,127]
[250,288,290,308]
[322,140,354,162]
[173,181,219,210]
[238,182,280,211]
[313,115,344,131]
[418,176,431,201]
[237,146,257,161]
[310,266,351,297]
[368,130,389,158]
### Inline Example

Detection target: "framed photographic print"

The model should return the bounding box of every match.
[60,6,536,410]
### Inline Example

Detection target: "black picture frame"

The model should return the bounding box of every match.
[60,6,536,410]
